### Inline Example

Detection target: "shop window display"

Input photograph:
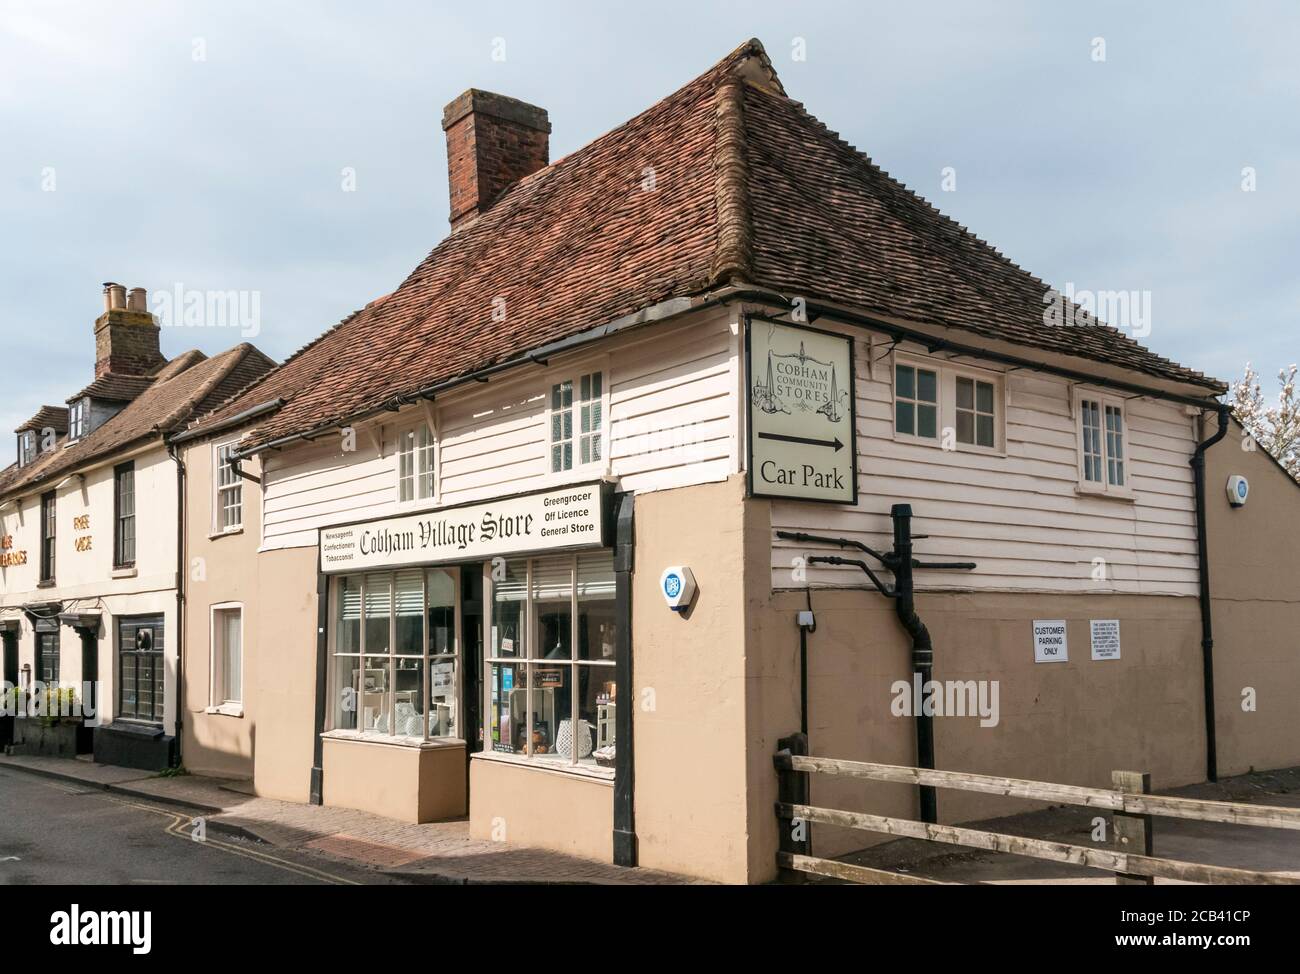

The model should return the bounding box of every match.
[487,551,617,770]
[331,568,459,740]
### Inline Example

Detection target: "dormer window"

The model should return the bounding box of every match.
[17,432,36,467]
[68,399,88,441]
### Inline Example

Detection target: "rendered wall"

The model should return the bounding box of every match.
[631,475,753,883]
[181,442,318,800]
[1205,418,1300,776]
[323,737,466,823]
[469,757,614,861]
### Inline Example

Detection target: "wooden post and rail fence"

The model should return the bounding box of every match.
[774,732,1300,885]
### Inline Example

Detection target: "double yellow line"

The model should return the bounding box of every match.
[56,782,361,885]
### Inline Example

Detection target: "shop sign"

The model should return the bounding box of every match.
[747,317,857,504]
[73,514,92,553]
[0,535,27,567]
[1033,620,1069,663]
[319,483,607,573]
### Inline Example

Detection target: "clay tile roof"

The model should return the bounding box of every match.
[195,38,1223,452]
[68,373,157,405]
[0,344,276,499]
[16,406,69,436]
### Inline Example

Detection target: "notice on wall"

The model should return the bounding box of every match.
[1090,619,1122,661]
[318,483,607,573]
[1033,619,1069,663]
[747,317,857,504]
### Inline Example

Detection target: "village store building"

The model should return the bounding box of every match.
[0,284,273,769]
[174,40,1300,883]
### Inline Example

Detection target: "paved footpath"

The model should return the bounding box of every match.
[0,754,701,885]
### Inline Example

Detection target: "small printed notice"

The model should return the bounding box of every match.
[1033,620,1069,663]
[1090,619,1121,661]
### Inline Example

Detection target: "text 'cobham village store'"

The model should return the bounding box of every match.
[314,483,629,835]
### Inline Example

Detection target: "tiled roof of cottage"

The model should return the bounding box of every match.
[68,373,158,405]
[194,38,1224,451]
[16,406,70,436]
[0,344,276,499]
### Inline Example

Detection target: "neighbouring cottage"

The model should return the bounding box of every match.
[0,283,275,770]
[169,39,1300,883]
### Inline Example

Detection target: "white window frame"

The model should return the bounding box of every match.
[892,357,941,444]
[892,354,1005,454]
[67,399,87,442]
[326,569,462,744]
[17,432,35,467]
[947,366,1004,454]
[547,369,606,478]
[207,602,243,716]
[1073,388,1132,498]
[213,439,244,534]
[395,421,436,506]
[481,552,618,780]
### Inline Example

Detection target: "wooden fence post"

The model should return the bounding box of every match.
[1112,770,1154,885]
[776,732,810,883]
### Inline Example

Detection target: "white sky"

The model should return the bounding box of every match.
[2,0,1297,465]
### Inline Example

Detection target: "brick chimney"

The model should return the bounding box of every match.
[94,282,165,378]
[442,89,550,231]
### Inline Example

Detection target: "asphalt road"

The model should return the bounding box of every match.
[0,766,398,885]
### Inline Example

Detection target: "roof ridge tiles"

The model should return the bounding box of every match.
[710,77,755,287]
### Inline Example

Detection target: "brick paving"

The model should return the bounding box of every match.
[0,754,702,884]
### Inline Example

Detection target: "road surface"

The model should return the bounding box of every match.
[0,766,397,885]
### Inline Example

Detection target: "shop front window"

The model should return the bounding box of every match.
[486,552,617,770]
[331,568,459,741]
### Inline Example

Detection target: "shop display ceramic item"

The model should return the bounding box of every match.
[555,718,594,759]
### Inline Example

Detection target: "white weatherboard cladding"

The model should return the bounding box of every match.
[771,326,1202,596]
[260,307,739,551]
[253,300,1202,598]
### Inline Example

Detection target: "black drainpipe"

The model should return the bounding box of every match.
[889,504,936,823]
[168,442,186,767]
[310,571,329,804]
[1190,405,1230,783]
[612,491,637,866]
[778,509,973,826]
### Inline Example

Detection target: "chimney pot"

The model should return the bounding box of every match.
[442,89,550,231]
[94,282,164,379]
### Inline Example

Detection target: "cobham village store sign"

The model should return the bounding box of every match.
[746,316,857,505]
[309,479,625,832]
[320,483,609,573]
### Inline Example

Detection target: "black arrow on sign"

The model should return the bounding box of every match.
[759,431,844,452]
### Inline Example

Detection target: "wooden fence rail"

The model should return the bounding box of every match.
[773,733,1300,886]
